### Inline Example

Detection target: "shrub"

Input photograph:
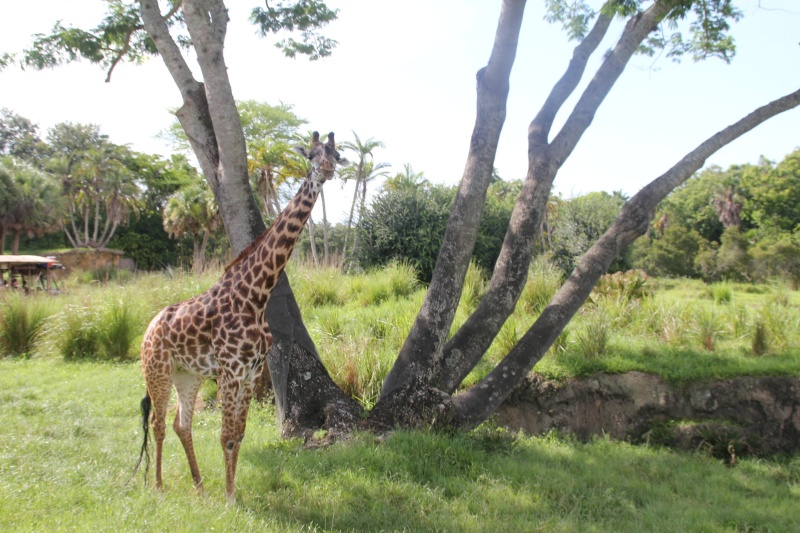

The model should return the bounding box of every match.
[593,269,652,302]
[632,226,708,278]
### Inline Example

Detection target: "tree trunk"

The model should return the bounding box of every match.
[307,219,320,267]
[377,0,527,404]
[341,164,362,269]
[320,188,330,264]
[139,0,357,435]
[11,228,20,255]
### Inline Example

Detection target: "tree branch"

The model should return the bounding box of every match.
[453,86,800,429]
[528,6,613,147]
[105,27,136,83]
[138,0,198,98]
[437,0,673,393]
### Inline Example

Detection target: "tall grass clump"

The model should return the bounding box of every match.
[640,300,691,345]
[459,261,487,313]
[384,261,420,299]
[692,306,726,351]
[519,256,562,315]
[0,294,51,357]
[99,297,142,360]
[55,295,144,361]
[301,269,344,307]
[573,310,610,357]
[56,303,101,360]
[708,282,733,304]
[759,303,794,352]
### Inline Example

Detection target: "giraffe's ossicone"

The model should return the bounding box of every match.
[133,132,347,504]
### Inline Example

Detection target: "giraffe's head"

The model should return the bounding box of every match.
[293,131,348,182]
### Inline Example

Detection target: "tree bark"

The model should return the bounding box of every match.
[377,0,527,405]
[138,0,357,435]
[453,86,800,429]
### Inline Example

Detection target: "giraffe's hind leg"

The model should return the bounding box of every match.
[146,375,171,491]
[173,372,205,492]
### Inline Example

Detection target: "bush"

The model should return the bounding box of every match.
[750,232,800,288]
[632,226,708,278]
[549,191,629,274]
[355,185,452,282]
[355,181,516,282]
[593,269,652,302]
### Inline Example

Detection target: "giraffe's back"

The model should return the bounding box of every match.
[141,292,222,380]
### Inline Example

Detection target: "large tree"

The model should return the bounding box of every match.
[10,0,800,436]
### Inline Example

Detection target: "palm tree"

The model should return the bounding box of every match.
[0,157,62,254]
[339,132,385,267]
[163,181,221,275]
[384,164,429,192]
[352,159,391,258]
[53,141,141,249]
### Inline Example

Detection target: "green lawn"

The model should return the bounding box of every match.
[1,358,798,532]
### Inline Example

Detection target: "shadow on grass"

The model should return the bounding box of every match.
[237,429,798,532]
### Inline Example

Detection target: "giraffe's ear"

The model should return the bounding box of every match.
[292,145,311,159]
[336,156,350,167]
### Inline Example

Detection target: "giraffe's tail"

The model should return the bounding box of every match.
[128,394,151,486]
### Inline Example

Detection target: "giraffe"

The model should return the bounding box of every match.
[134,131,347,503]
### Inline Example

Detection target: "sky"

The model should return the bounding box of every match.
[1,0,799,224]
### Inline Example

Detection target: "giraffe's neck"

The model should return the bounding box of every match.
[227,173,322,304]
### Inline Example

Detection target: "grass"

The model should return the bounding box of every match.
[1,358,798,532]
[2,261,800,394]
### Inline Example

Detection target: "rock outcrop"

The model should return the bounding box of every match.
[497,372,800,457]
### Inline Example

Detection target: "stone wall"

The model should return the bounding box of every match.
[54,248,125,273]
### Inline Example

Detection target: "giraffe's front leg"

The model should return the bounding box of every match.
[217,367,260,505]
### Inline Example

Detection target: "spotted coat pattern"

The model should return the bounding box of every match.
[139,132,345,503]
